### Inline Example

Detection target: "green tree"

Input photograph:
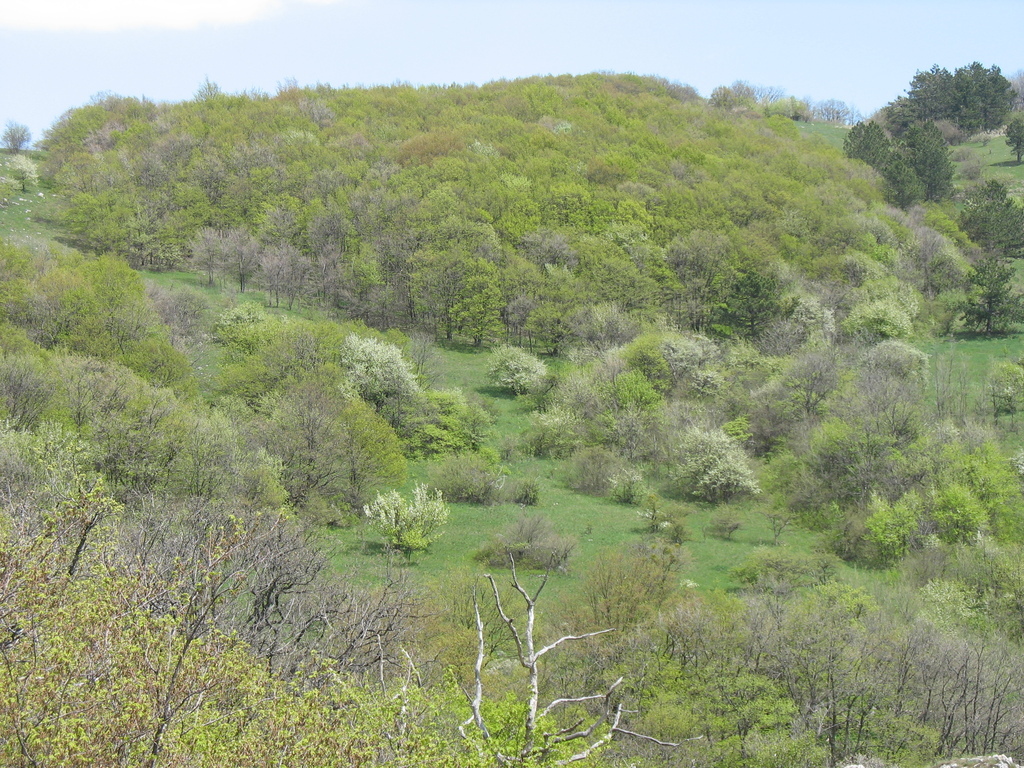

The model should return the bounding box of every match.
[1006,113,1024,163]
[453,258,504,346]
[902,121,953,201]
[843,120,892,169]
[961,253,1024,334]
[960,180,1024,258]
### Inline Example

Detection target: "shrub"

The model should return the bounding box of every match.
[429,453,504,505]
[507,477,541,506]
[731,547,839,589]
[564,446,626,496]
[706,509,743,540]
[640,494,694,542]
[673,427,760,503]
[338,333,421,414]
[475,513,575,571]
[526,406,585,458]
[488,345,547,395]
[609,466,648,504]
[863,340,929,384]
[364,484,449,553]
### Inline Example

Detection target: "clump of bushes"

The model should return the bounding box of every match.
[706,508,743,540]
[428,452,504,505]
[475,513,575,571]
[564,446,626,496]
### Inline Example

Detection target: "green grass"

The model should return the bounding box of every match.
[0,153,64,249]
[957,133,1024,193]
[796,121,849,150]
[324,342,834,600]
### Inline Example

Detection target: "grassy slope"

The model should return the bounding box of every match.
[327,343,831,597]
[0,152,63,248]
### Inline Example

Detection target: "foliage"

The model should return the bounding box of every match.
[959,180,1024,259]
[364,483,449,552]
[428,452,505,505]
[886,62,1013,134]
[1,121,30,153]
[1006,113,1024,163]
[961,252,1024,334]
[474,513,575,571]
[673,427,760,503]
[488,344,547,395]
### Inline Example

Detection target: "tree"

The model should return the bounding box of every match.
[8,155,37,191]
[1007,113,1024,163]
[461,558,682,766]
[961,253,1024,335]
[843,121,892,169]
[453,258,504,346]
[902,121,953,201]
[673,427,760,503]
[960,180,1024,258]
[1,121,30,153]
[887,62,1013,134]
[488,345,547,395]
[364,483,449,553]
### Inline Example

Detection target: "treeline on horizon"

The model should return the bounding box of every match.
[6,70,1024,767]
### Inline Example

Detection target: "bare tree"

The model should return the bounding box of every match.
[461,558,684,765]
[2,121,30,153]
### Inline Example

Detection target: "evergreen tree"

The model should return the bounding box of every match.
[901,121,953,201]
[1006,113,1024,163]
[960,180,1024,258]
[962,253,1024,334]
[843,121,892,168]
[880,152,925,208]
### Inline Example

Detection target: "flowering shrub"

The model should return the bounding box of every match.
[488,345,547,395]
[673,427,760,503]
[364,484,449,553]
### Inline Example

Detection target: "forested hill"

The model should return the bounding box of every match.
[41,73,908,343]
[10,72,1024,767]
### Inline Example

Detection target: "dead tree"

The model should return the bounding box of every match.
[461,557,683,766]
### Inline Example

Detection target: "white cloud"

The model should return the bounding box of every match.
[0,0,348,32]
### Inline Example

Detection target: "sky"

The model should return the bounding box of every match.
[3,0,1024,145]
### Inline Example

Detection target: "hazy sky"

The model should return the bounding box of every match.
[4,0,1024,144]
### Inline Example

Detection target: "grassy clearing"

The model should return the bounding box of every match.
[796,121,849,151]
[0,153,63,249]
[326,341,831,600]
[958,132,1024,193]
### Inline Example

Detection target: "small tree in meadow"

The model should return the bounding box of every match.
[488,345,547,394]
[673,427,760,503]
[364,484,449,553]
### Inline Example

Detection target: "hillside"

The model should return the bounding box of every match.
[4,73,1024,767]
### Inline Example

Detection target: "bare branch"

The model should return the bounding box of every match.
[555,703,623,765]
[461,585,490,740]
[536,628,616,659]
[541,676,623,718]
[611,727,701,747]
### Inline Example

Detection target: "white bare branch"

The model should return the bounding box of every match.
[541,676,623,718]
[536,628,616,659]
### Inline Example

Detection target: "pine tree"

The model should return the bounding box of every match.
[1006,114,1024,163]
[962,253,1024,335]
[902,121,953,201]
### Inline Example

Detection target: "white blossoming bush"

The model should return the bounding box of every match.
[338,333,421,410]
[488,345,547,395]
[363,483,449,553]
[863,339,929,383]
[673,427,760,503]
